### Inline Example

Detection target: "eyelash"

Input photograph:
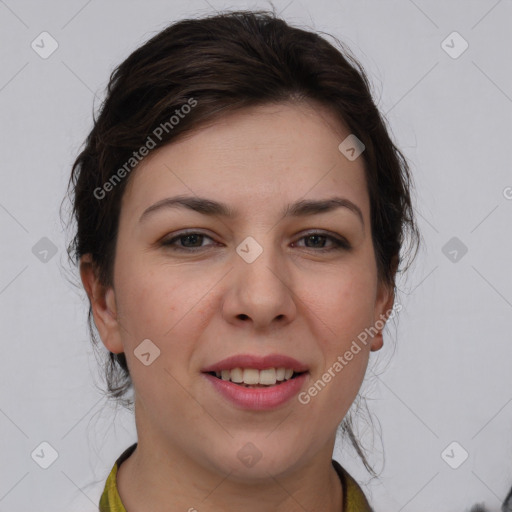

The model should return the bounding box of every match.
[160,230,350,253]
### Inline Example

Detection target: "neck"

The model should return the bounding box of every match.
[117,438,344,512]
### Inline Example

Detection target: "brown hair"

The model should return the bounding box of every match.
[64,8,420,475]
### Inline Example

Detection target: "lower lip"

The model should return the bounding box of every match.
[203,373,308,410]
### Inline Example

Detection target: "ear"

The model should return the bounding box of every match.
[370,278,395,352]
[79,254,124,354]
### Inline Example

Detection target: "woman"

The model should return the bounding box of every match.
[67,9,420,511]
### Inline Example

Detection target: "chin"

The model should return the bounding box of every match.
[205,442,303,483]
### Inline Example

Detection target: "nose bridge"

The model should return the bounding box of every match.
[227,230,295,324]
[235,232,287,293]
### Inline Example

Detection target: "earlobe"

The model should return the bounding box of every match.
[79,254,124,354]
[370,334,383,352]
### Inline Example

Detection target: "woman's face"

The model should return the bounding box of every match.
[84,101,393,479]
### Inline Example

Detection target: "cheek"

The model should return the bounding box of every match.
[302,355,368,408]
[113,259,213,369]
[109,262,172,381]
[301,263,377,340]
[297,266,375,414]
[112,265,197,412]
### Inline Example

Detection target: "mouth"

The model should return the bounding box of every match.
[206,368,308,388]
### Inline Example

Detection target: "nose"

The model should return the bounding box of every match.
[221,237,297,332]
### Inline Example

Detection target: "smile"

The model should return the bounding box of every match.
[208,367,304,387]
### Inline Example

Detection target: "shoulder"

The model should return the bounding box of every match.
[332,459,374,512]
[99,443,137,512]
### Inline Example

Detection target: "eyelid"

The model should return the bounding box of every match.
[160,229,216,248]
[160,229,350,252]
[292,230,350,250]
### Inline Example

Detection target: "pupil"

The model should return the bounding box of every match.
[306,235,324,248]
[183,234,201,247]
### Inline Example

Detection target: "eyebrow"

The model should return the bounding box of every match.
[139,194,364,227]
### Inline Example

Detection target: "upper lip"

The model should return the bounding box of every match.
[202,354,309,373]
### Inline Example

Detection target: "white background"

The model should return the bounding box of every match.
[0,0,511,511]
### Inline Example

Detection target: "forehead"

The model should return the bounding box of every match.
[121,102,369,223]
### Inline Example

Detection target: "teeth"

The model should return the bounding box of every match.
[213,367,298,385]
[259,368,276,385]
[230,367,244,383]
[243,368,260,385]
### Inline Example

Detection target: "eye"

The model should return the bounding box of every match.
[161,231,217,252]
[160,230,350,253]
[292,231,350,252]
